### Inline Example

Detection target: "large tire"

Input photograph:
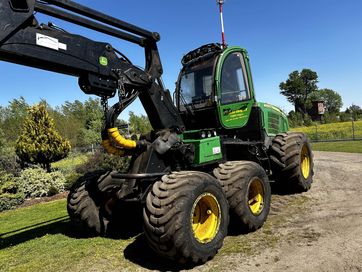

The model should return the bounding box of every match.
[67,170,119,236]
[143,171,229,264]
[269,132,314,192]
[213,161,271,231]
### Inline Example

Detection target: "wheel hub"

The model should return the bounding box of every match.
[191,193,221,243]
[301,144,311,179]
[248,178,264,216]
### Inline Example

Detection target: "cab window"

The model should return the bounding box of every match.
[179,57,214,109]
[220,52,249,104]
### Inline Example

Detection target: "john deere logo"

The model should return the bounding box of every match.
[99,56,108,66]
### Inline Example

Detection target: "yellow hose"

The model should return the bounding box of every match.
[107,128,137,149]
[101,139,125,156]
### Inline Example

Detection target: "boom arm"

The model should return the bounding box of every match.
[0,0,184,131]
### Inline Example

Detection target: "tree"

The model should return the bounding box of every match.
[0,127,5,154]
[75,99,103,146]
[308,88,343,114]
[0,97,29,145]
[279,69,318,115]
[128,111,152,134]
[56,98,103,147]
[346,104,362,120]
[346,104,362,114]
[15,104,71,172]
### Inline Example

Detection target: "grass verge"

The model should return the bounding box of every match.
[311,141,362,153]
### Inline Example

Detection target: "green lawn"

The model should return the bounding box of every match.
[0,193,304,271]
[0,200,139,271]
[0,199,211,271]
[311,140,362,153]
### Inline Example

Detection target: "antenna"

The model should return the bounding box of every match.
[217,0,226,48]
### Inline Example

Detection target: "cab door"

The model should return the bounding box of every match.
[216,48,254,129]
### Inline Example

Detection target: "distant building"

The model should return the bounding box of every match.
[309,100,325,121]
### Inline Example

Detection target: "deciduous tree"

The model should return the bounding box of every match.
[128,111,151,134]
[279,69,318,115]
[0,97,29,145]
[308,88,343,114]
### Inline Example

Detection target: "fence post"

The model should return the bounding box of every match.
[315,124,319,142]
[352,119,355,140]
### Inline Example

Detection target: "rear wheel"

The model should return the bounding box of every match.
[213,161,271,231]
[269,132,314,192]
[67,171,119,236]
[143,171,229,264]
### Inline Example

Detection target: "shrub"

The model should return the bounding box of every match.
[52,153,88,175]
[0,171,19,194]
[76,151,130,175]
[339,112,352,122]
[0,153,22,176]
[18,168,66,198]
[0,193,24,212]
[288,111,304,128]
[1,181,18,194]
[303,114,313,126]
[0,171,24,211]
[15,104,71,172]
[64,172,83,191]
[321,112,339,124]
[0,171,15,186]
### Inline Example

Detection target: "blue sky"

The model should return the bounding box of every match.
[1,0,361,119]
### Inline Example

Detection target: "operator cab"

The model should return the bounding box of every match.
[175,43,255,131]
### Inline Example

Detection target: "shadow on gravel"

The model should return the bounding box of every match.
[124,234,199,271]
[270,182,300,196]
[226,214,252,236]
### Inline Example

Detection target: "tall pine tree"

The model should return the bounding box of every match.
[16,104,70,172]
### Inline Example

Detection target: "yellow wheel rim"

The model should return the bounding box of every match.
[191,193,221,244]
[301,144,311,179]
[248,178,264,216]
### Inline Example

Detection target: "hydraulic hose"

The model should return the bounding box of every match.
[101,128,137,156]
[101,138,126,156]
[101,99,140,156]
[107,127,136,149]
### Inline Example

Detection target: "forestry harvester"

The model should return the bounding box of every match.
[0,0,313,264]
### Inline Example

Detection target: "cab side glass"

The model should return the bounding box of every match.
[179,58,214,109]
[221,52,249,104]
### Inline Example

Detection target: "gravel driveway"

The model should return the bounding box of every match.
[197,151,362,272]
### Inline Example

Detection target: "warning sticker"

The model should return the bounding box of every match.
[36,33,67,51]
[213,146,221,155]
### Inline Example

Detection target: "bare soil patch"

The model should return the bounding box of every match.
[199,151,362,272]
[18,192,68,208]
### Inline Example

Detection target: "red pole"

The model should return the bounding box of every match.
[217,0,226,48]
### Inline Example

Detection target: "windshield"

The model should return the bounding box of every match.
[179,58,214,109]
